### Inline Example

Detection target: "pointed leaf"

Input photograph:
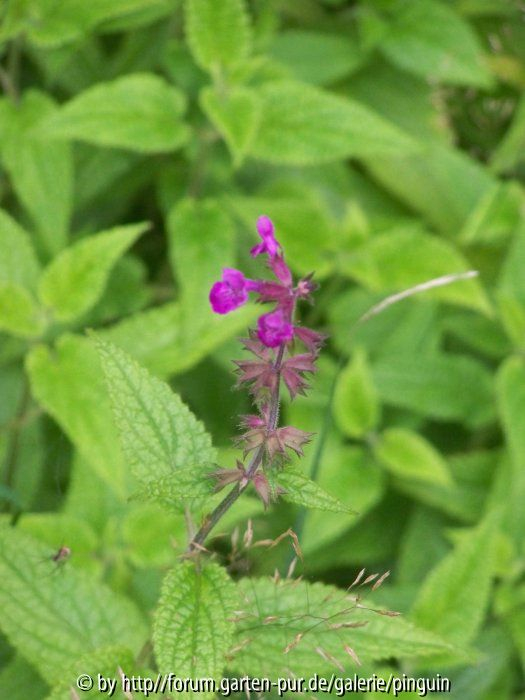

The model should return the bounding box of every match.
[38,222,149,322]
[153,561,237,691]
[38,74,190,153]
[94,337,216,484]
[274,466,356,514]
[250,81,417,165]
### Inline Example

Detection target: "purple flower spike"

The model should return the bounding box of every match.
[251,215,280,259]
[257,308,294,348]
[210,268,255,314]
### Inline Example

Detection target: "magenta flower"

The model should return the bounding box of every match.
[257,308,294,348]
[209,268,256,314]
[251,215,281,259]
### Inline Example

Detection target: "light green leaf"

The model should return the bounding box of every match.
[0,92,73,256]
[491,92,525,173]
[343,225,491,314]
[459,181,524,244]
[273,466,356,514]
[268,30,364,86]
[496,357,525,543]
[46,646,135,700]
[411,514,497,647]
[0,283,45,338]
[333,349,380,438]
[94,337,216,484]
[98,301,257,378]
[249,81,417,165]
[366,143,495,235]
[0,209,41,290]
[375,428,453,487]
[200,86,260,167]
[154,561,237,690]
[233,577,471,677]
[133,466,214,512]
[381,0,492,87]
[1,0,174,46]
[168,198,235,330]
[38,74,190,153]
[26,335,127,496]
[0,525,146,684]
[38,223,149,322]
[372,353,494,427]
[184,0,251,73]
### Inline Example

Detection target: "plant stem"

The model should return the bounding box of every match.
[188,344,286,551]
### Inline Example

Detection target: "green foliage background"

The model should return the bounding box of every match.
[1,0,525,697]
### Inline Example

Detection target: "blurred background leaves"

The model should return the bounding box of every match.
[1,0,525,697]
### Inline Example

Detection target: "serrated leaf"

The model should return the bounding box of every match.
[380,0,492,87]
[26,335,127,496]
[154,561,237,692]
[411,514,497,647]
[38,223,149,322]
[168,198,236,331]
[372,353,494,427]
[233,577,471,677]
[133,466,214,512]
[0,525,147,684]
[184,0,251,73]
[0,92,73,256]
[200,86,260,167]
[375,428,453,487]
[249,81,417,165]
[94,337,216,484]
[333,349,380,438]
[273,466,355,514]
[342,225,491,315]
[37,73,190,153]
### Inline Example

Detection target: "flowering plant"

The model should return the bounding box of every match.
[189,216,328,549]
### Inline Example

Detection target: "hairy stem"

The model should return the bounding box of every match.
[188,343,286,551]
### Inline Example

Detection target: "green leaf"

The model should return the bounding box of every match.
[168,198,235,330]
[333,349,380,438]
[233,577,471,677]
[184,0,251,73]
[491,91,525,173]
[459,181,524,244]
[0,283,45,338]
[98,301,257,378]
[496,357,525,543]
[38,223,149,322]
[342,225,491,315]
[153,561,237,688]
[411,514,497,648]
[133,466,214,512]
[94,337,216,484]
[249,81,417,165]
[200,86,260,167]
[268,30,364,86]
[0,92,73,256]
[375,428,453,487]
[380,0,492,87]
[372,353,494,427]
[0,656,48,700]
[0,209,41,290]
[26,335,128,496]
[38,74,190,153]
[273,466,356,514]
[0,525,146,684]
